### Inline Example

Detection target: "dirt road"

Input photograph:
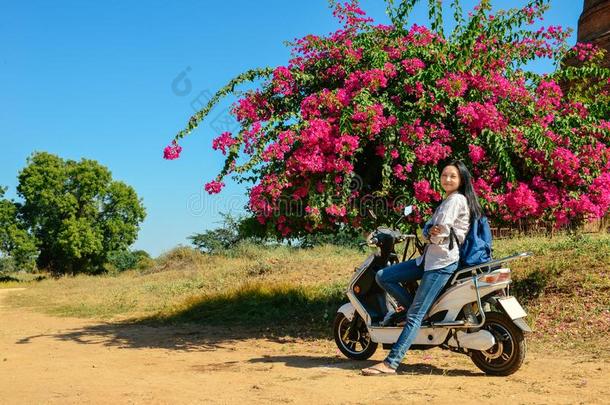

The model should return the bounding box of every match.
[0,289,608,404]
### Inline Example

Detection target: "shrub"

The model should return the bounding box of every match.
[0,256,16,274]
[151,246,206,273]
[107,250,152,272]
[166,0,610,237]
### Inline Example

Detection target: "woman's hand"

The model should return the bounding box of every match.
[429,225,442,236]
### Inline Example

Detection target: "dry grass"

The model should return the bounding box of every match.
[3,244,358,320]
[2,233,609,353]
[496,234,610,354]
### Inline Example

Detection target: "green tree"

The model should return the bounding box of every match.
[16,152,146,274]
[0,186,38,271]
[188,213,244,254]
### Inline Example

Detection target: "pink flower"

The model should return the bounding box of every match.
[305,205,320,216]
[457,101,507,136]
[405,24,436,47]
[163,140,182,160]
[404,82,425,98]
[325,204,347,217]
[531,176,560,209]
[292,186,309,200]
[501,182,539,219]
[401,58,426,75]
[272,66,295,96]
[436,73,468,97]
[536,80,563,110]
[232,96,258,122]
[212,132,238,155]
[278,223,292,237]
[336,134,360,156]
[588,173,610,216]
[232,91,271,123]
[332,0,373,27]
[473,178,493,199]
[204,180,225,194]
[468,145,486,164]
[413,180,441,203]
[415,141,452,165]
[570,42,602,62]
[551,147,580,185]
[345,69,388,93]
[393,164,408,181]
[383,62,397,78]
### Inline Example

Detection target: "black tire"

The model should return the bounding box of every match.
[471,311,526,376]
[333,312,378,360]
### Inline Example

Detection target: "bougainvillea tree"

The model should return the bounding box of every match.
[165,0,610,237]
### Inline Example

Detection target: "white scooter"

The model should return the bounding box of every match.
[333,206,532,376]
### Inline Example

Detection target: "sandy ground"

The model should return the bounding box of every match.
[0,289,608,405]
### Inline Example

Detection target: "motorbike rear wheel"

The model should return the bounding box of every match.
[333,312,378,360]
[470,311,526,376]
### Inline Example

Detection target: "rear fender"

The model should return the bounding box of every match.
[485,296,532,333]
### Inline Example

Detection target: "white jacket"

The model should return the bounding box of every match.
[416,192,470,271]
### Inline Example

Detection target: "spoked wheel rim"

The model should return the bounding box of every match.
[480,321,516,369]
[337,315,372,355]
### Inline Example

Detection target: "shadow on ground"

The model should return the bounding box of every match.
[512,269,548,305]
[247,355,482,376]
[14,285,347,351]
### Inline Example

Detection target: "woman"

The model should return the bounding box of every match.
[362,160,482,375]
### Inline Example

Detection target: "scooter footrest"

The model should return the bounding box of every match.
[430,320,466,327]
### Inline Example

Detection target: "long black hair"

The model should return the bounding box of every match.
[446,160,483,220]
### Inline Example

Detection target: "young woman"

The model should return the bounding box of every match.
[362,160,482,376]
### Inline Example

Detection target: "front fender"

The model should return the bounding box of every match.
[337,302,355,321]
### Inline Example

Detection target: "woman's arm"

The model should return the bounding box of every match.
[422,219,433,241]
[428,195,467,244]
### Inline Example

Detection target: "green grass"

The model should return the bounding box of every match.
[2,233,609,352]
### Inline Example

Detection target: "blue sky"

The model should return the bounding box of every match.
[1,1,582,256]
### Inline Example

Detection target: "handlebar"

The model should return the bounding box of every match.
[364,233,418,246]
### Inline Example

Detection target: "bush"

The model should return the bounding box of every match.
[107,250,152,272]
[0,256,16,274]
[151,246,205,273]
[189,212,266,254]
[299,226,364,249]
[167,0,610,237]
[0,186,38,271]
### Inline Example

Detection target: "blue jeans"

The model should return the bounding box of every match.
[375,259,424,310]
[376,259,459,370]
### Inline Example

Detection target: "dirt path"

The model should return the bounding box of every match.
[0,289,608,404]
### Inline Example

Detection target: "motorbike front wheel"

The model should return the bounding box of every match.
[470,311,526,376]
[333,312,378,360]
